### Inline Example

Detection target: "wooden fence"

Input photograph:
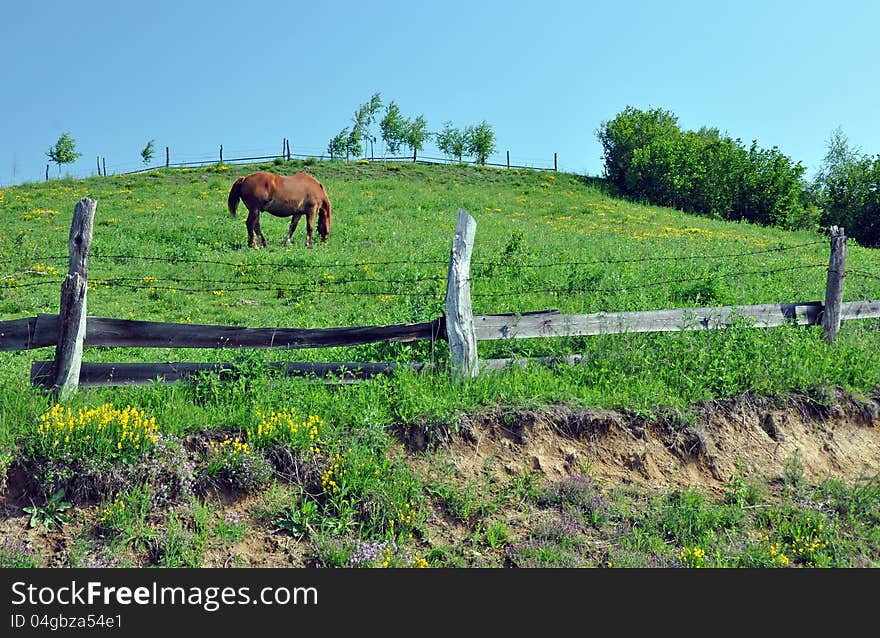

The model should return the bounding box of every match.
[2,200,879,400]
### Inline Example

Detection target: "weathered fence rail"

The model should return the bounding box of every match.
[7,301,880,355]
[29,360,435,389]
[0,314,441,351]
[473,300,880,340]
[1,198,877,396]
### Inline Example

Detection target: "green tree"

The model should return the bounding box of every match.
[380,101,408,156]
[353,92,383,158]
[818,127,862,183]
[403,115,430,161]
[436,121,468,162]
[466,120,496,165]
[815,127,862,230]
[346,127,363,159]
[595,106,680,189]
[46,132,82,176]
[141,139,156,166]
[328,128,350,159]
[815,128,880,245]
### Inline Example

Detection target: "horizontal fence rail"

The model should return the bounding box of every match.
[5,300,880,354]
[29,360,435,388]
[27,356,594,389]
[472,302,880,340]
[0,314,442,351]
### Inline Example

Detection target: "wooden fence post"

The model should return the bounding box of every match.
[445,209,479,378]
[52,198,96,399]
[166,146,170,167]
[822,225,846,343]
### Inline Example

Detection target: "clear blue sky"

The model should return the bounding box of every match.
[2,0,879,187]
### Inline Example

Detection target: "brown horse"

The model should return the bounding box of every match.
[227,171,333,248]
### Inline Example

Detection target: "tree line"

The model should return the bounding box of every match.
[596,106,880,247]
[43,93,499,177]
[326,92,497,164]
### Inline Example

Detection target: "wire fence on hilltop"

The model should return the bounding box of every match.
[26,141,561,185]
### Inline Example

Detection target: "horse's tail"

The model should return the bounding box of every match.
[227,177,244,217]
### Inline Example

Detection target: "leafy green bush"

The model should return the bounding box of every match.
[597,106,815,230]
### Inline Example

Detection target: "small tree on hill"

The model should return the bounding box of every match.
[466,121,496,165]
[346,126,363,159]
[328,128,350,160]
[141,139,156,166]
[436,121,468,162]
[46,132,82,176]
[353,92,383,158]
[380,101,408,156]
[403,115,430,161]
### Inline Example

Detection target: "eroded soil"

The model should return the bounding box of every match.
[2,389,879,567]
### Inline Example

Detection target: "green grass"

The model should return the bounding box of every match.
[1,159,879,568]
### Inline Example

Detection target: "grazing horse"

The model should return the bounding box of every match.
[227,171,333,248]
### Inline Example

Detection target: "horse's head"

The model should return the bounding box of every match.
[318,194,333,242]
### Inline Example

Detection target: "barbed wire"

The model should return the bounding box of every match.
[92,282,445,298]
[0,279,58,290]
[0,238,826,270]
[0,254,450,269]
[847,268,880,282]
[94,274,447,289]
[3,263,828,299]
[471,263,827,298]
[472,239,827,269]
[97,254,450,269]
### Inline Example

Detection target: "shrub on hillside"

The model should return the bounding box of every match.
[596,107,818,231]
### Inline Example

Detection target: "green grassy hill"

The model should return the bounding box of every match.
[1,159,878,568]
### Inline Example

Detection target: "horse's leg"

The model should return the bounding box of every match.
[252,209,269,248]
[282,214,302,246]
[299,201,318,248]
[245,209,260,249]
[304,210,315,248]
